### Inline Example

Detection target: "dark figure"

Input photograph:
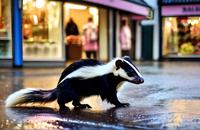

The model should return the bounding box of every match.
[65,18,79,36]
[5,56,144,111]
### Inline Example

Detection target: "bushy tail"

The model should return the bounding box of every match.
[5,88,57,107]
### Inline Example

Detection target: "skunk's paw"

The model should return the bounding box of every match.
[74,104,92,109]
[116,103,130,108]
[59,106,70,114]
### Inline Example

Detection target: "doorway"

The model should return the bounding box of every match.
[63,2,99,61]
[141,25,153,60]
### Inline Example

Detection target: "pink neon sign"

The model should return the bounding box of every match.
[162,4,200,16]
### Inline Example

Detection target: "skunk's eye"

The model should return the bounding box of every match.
[127,71,135,77]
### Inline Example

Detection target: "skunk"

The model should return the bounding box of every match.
[5,56,144,110]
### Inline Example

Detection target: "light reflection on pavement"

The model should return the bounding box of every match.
[1,62,200,129]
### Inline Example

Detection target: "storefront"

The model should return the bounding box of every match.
[0,0,152,67]
[85,0,152,60]
[0,0,12,59]
[22,0,110,63]
[22,0,152,65]
[159,1,200,60]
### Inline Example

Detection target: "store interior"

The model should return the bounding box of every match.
[163,16,200,57]
[22,0,101,61]
[63,2,99,61]
[0,0,108,61]
[23,0,63,60]
[0,0,12,58]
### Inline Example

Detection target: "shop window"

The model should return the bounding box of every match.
[163,17,200,57]
[0,0,12,58]
[23,0,63,60]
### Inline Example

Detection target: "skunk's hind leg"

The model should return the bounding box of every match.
[57,81,74,111]
[57,94,71,111]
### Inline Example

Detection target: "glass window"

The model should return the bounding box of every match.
[163,17,200,57]
[0,0,12,58]
[23,0,63,60]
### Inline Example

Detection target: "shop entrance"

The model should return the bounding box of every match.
[141,25,153,60]
[130,20,136,60]
[63,2,99,61]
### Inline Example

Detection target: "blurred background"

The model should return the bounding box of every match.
[1,1,200,129]
[1,0,200,67]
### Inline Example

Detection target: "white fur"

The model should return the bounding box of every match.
[5,88,37,107]
[112,59,143,81]
[58,57,143,84]
[123,60,143,78]
[59,58,118,84]
[113,67,133,81]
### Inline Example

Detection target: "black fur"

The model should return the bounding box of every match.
[6,56,144,110]
[56,56,143,110]
[25,89,57,103]
[56,58,125,110]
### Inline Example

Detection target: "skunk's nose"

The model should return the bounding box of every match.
[132,77,144,84]
[139,77,144,83]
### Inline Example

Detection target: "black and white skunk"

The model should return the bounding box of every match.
[5,56,144,110]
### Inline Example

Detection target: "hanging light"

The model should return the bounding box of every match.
[35,0,46,9]
[89,7,98,15]
[64,3,87,10]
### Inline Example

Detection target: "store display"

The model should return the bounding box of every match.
[0,0,12,58]
[0,17,8,37]
[180,42,195,55]
[65,35,82,61]
[163,17,200,57]
[23,40,57,57]
[23,0,62,60]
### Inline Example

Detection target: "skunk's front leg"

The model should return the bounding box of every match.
[108,92,130,107]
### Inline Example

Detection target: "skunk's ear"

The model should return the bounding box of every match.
[122,55,131,60]
[115,59,123,70]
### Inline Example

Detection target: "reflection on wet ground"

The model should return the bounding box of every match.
[1,62,200,129]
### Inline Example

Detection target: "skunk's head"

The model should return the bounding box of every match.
[113,56,144,84]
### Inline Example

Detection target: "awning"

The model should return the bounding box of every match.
[84,0,152,18]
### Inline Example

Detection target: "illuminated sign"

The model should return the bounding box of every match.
[182,6,200,13]
[162,4,200,16]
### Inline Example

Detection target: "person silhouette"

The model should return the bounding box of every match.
[65,18,79,36]
[119,18,132,56]
[82,17,98,59]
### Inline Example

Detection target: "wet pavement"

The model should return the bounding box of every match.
[1,61,200,129]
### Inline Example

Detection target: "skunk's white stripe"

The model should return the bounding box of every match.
[5,88,37,107]
[123,59,143,78]
[58,58,118,84]
[58,58,142,85]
